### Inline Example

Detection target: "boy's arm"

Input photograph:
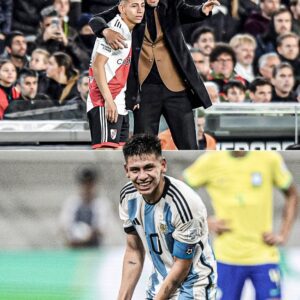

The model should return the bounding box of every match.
[118,232,145,300]
[92,53,118,123]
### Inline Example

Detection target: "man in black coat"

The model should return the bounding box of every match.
[89,0,219,149]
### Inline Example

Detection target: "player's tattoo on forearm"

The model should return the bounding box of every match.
[128,260,137,265]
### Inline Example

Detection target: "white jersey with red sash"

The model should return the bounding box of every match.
[87,14,132,116]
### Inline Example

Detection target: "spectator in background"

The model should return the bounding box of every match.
[64,70,88,120]
[204,81,220,103]
[223,80,247,103]
[16,69,50,101]
[60,167,110,248]
[35,6,89,71]
[230,34,257,83]
[258,52,281,81]
[0,0,12,37]
[190,47,211,81]
[249,77,273,103]
[271,62,298,102]
[2,31,28,72]
[46,51,79,105]
[190,26,215,63]
[276,32,300,82]
[0,59,19,119]
[289,0,300,35]
[29,48,50,94]
[208,43,246,94]
[11,0,52,36]
[243,0,281,36]
[256,7,293,58]
[53,0,79,41]
[74,13,95,70]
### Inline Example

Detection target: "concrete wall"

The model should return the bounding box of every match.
[0,151,299,249]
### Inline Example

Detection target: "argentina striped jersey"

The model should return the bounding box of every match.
[119,176,217,299]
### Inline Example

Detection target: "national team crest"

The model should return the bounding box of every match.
[159,221,168,234]
[110,129,117,140]
[186,248,193,255]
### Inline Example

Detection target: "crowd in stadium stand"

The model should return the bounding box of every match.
[0,0,300,121]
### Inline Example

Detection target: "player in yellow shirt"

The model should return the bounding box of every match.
[183,151,298,300]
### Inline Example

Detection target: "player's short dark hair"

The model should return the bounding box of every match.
[4,31,25,48]
[191,26,215,45]
[223,80,246,95]
[210,43,236,66]
[123,134,162,161]
[249,77,272,93]
[18,68,38,84]
[76,167,98,184]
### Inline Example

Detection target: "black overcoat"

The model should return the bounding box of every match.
[89,0,212,110]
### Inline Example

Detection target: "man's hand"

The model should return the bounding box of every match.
[133,104,140,111]
[208,216,231,235]
[103,28,127,50]
[263,232,285,246]
[105,99,118,123]
[202,0,221,16]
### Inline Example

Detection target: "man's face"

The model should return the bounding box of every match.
[272,67,295,94]
[194,32,215,56]
[206,85,220,103]
[235,43,255,66]
[259,55,281,80]
[147,0,159,7]
[54,0,70,18]
[20,76,38,100]
[7,35,27,58]
[225,87,246,103]
[274,12,292,35]
[277,37,299,60]
[191,51,210,76]
[211,53,234,79]
[250,84,272,103]
[197,117,205,140]
[125,153,166,203]
[78,76,89,101]
[119,0,145,26]
[260,0,280,18]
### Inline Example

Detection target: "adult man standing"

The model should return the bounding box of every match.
[183,151,298,300]
[119,134,216,299]
[89,0,219,149]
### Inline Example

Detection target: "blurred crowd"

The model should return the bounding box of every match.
[0,0,300,121]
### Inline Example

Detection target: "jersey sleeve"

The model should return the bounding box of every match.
[271,153,293,190]
[119,198,136,234]
[95,37,113,58]
[182,153,213,188]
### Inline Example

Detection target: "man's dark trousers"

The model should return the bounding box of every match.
[133,83,198,150]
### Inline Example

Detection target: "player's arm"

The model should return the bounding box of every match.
[155,256,193,300]
[263,183,298,246]
[118,232,145,300]
[92,53,118,123]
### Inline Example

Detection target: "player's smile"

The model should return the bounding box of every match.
[125,154,167,203]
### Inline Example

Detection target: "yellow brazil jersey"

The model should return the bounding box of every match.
[183,151,292,265]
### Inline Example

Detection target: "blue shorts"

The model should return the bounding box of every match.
[217,262,281,300]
